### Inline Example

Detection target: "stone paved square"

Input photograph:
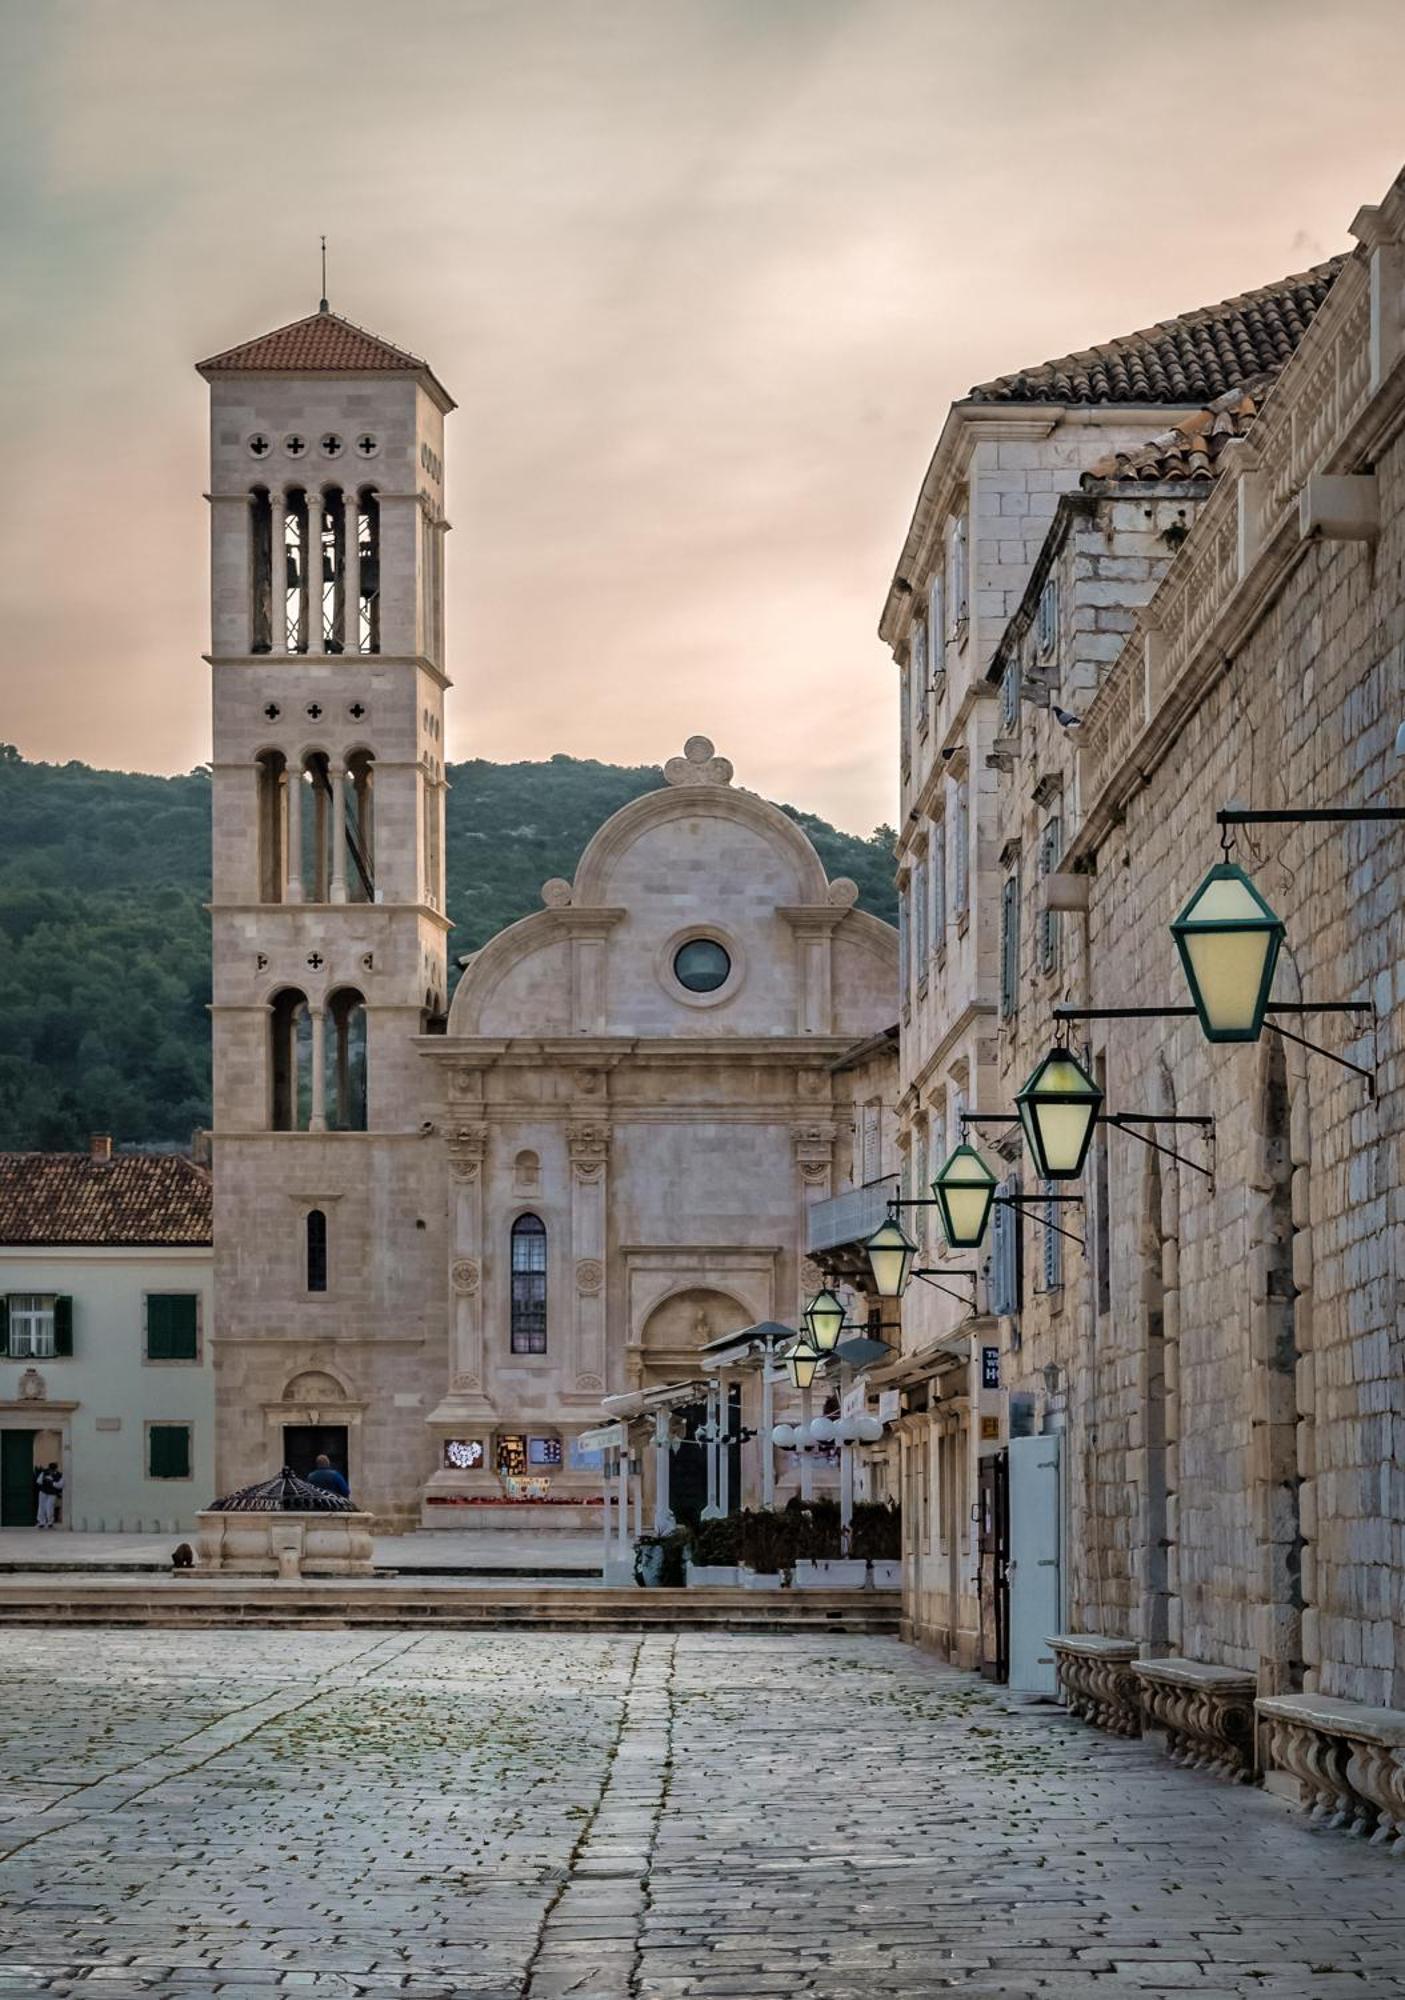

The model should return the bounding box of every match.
[0,1630,1400,1998]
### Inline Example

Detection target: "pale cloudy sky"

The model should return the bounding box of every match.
[2,0,1404,833]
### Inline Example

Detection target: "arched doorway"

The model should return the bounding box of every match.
[639,1286,751,1525]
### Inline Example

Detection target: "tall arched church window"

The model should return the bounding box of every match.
[321,485,346,654]
[270,989,312,1131]
[357,488,380,654]
[249,487,272,653]
[306,1209,328,1293]
[509,1214,547,1354]
[300,753,335,903]
[326,988,368,1131]
[346,750,375,900]
[255,750,287,903]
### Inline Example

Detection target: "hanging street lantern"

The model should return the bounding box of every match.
[1015,1047,1103,1180]
[931,1142,999,1251]
[1171,860,1287,1043]
[802,1288,846,1353]
[783,1339,822,1390]
[864,1216,917,1299]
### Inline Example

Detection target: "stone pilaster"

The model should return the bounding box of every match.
[568,1117,610,1395]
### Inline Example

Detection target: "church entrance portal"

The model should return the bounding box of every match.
[282,1425,349,1484]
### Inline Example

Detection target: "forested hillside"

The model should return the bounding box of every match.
[0,747,896,1149]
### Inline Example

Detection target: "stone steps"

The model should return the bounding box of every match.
[0,1578,900,1633]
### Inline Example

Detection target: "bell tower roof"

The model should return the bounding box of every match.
[197,306,455,412]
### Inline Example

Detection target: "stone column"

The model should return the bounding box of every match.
[653,1410,675,1534]
[343,489,361,653]
[284,762,304,903]
[702,1382,720,1521]
[567,1117,610,1396]
[308,1009,326,1132]
[329,765,347,904]
[447,1120,489,1401]
[303,489,321,653]
[268,489,286,653]
[800,1381,814,1501]
[760,1345,775,1509]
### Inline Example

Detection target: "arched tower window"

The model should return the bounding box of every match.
[357,488,380,654]
[306,1209,328,1293]
[269,988,312,1131]
[301,487,324,654]
[321,485,346,654]
[255,750,287,903]
[249,487,272,653]
[326,987,368,1131]
[301,753,334,902]
[510,1213,547,1354]
[346,750,375,900]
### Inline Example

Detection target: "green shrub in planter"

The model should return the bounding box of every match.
[690,1514,743,1566]
[784,1495,843,1561]
[737,1507,802,1577]
[849,1501,902,1562]
[633,1527,690,1587]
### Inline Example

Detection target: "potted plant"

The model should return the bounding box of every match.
[633,1527,689,1588]
[685,1513,742,1587]
[737,1507,799,1588]
[850,1500,903,1589]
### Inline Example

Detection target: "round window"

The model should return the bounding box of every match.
[673,938,731,994]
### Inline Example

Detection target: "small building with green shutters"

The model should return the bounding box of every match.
[0,1137,213,1530]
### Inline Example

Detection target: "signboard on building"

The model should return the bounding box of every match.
[876,1389,900,1423]
[982,1345,1001,1389]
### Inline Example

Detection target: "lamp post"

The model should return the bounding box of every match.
[1014,1046,1104,1180]
[1171,860,1287,1043]
[931,1141,999,1251]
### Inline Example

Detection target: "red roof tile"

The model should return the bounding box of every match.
[968,258,1346,407]
[0,1153,212,1248]
[1082,377,1274,485]
[198,309,454,409]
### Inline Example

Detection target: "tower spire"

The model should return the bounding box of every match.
[319,235,328,314]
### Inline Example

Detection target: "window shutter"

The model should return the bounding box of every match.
[146,1295,170,1361]
[1042,1182,1062,1291]
[0,1298,8,1358]
[990,1191,1012,1318]
[1040,816,1062,975]
[149,1425,191,1480]
[53,1296,73,1357]
[1000,873,1020,1018]
[931,822,945,949]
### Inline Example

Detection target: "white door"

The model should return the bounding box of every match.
[1007,1432,1060,1693]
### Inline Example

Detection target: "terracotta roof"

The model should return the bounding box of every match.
[1081,377,1275,485]
[197,308,454,410]
[0,1153,212,1248]
[967,257,1346,406]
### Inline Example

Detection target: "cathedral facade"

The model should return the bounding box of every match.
[200,308,896,1526]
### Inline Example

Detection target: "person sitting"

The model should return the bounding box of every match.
[306,1453,350,1499]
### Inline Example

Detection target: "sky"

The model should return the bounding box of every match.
[2,2,1404,835]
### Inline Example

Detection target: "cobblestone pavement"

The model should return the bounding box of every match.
[0,1630,1400,1999]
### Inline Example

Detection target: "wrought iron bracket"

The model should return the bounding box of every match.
[1052,1001,1378,1097]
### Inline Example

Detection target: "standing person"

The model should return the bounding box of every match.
[306,1453,350,1499]
[35,1462,61,1529]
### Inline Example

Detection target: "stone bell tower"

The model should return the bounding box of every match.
[198,303,455,1524]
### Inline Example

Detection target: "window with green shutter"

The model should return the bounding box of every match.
[146,1294,199,1362]
[148,1424,191,1480]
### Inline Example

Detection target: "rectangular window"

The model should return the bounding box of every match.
[953,782,969,918]
[928,574,944,695]
[1000,868,1021,1019]
[1039,815,1063,976]
[6,1295,56,1359]
[930,820,946,957]
[1000,658,1020,732]
[913,857,928,973]
[1042,1180,1064,1292]
[898,881,910,1006]
[899,662,911,775]
[911,618,928,737]
[148,1424,192,1480]
[914,1123,928,1248]
[1037,575,1058,656]
[145,1294,199,1363]
[860,1103,880,1185]
[990,1173,1023,1319]
[950,511,969,635]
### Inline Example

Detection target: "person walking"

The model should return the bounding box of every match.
[35,1461,62,1529]
[306,1453,350,1499]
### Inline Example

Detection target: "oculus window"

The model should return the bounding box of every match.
[673,938,731,994]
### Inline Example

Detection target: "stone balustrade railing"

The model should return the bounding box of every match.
[1131,1658,1257,1783]
[1048,1634,1141,1737]
[1257,1692,1405,1851]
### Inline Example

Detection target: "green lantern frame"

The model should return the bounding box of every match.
[1170,860,1287,1044]
[931,1142,999,1251]
[863,1216,918,1299]
[784,1338,823,1390]
[1014,1046,1104,1181]
[802,1288,847,1353]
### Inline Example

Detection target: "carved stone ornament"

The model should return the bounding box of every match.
[448,1067,482,1101]
[575,1258,604,1296]
[18,1368,44,1403]
[567,1122,610,1182]
[448,1122,489,1182]
[451,1372,481,1394]
[451,1258,481,1296]
[793,1121,837,1186]
[664,734,734,788]
[575,1374,604,1395]
[541,877,574,908]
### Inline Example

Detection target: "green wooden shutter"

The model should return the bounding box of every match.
[146,1295,197,1361]
[53,1296,73,1357]
[149,1425,191,1479]
[146,1295,170,1360]
[0,1299,9,1359]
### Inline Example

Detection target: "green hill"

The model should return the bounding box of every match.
[0,746,896,1149]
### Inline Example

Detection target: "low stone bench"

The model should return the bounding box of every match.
[1048,1634,1141,1737]
[1257,1692,1405,1849]
[1131,1658,1257,1782]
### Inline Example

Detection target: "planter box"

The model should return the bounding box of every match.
[869,1560,902,1590]
[739,1566,785,1591]
[686,1563,742,1588]
[794,1558,869,1590]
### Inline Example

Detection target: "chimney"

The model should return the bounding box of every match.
[89,1134,113,1165]
[190,1129,212,1170]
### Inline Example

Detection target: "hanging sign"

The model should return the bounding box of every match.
[981,1345,1001,1389]
[877,1389,901,1423]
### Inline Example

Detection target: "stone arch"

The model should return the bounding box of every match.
[283,1368,351,1404]
[1249,1029,1314,1695]
[572,786,829,908]
[637,1284,753,1383]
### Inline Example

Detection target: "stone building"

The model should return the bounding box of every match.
[914,162,1405,1816]
[0,1139,213,1530]
[198,308,897,1525]
[876,254,1342,1668]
